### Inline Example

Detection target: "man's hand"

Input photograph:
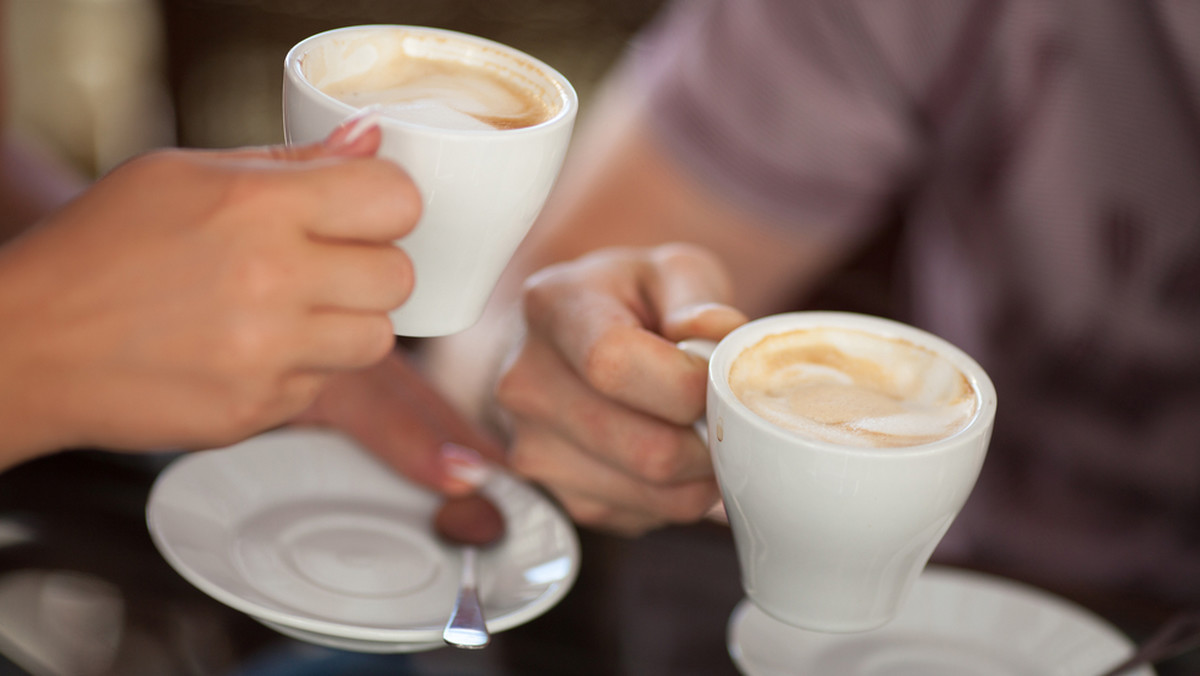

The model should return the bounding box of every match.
[495,243,747,534]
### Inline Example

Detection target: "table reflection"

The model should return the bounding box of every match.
[1,450,1196,676]
[0,450,744,676]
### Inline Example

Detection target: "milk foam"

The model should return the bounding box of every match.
[302,32,553,131]
[729,328,977,448]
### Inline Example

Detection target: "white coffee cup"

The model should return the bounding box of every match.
[283,25,577,336]
[680,312,995,632]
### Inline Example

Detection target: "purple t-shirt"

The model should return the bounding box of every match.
[636,0,1200,608]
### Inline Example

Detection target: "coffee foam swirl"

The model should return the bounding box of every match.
[303,32,554,131]
[729,328,977,448]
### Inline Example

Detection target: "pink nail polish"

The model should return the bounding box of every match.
[327,106,383,149]
[440,443,491,489]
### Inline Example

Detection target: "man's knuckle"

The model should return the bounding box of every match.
[580,327,635,397]
[505,439,551,484]
[566,500,617,529]
[627,428,688,484]
[664,486,720,524]
[519,274,560,322]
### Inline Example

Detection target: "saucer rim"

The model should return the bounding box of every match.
[726,566,1154,676]
[146,429,580,644]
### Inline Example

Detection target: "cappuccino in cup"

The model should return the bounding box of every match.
[728,328,978,448]
[284,26,576,337]
[679,312,995,632]
[302,31,560,132]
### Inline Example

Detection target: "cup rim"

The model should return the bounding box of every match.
[283,24,578,137]
[709,311,997,457]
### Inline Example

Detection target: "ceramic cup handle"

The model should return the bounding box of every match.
[676,338,729,523]
[676,339,719,443]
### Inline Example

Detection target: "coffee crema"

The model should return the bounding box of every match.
[302,31,556,131]
[729,328,977,448]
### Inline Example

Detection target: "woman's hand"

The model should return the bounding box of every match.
[0,118,419,464]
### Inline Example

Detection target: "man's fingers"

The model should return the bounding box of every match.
[522,256,709,424]
[662,302,749,343]
[507,422,720,532]
[497,337,712,482]
[645,243,748,341]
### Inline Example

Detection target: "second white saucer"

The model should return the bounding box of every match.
[728,566,1153,676]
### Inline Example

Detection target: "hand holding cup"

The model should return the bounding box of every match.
[284,25,577,337]
[0,119,417,462]
[494,244,747,535]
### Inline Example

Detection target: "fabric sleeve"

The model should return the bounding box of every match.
[629,0,958,241]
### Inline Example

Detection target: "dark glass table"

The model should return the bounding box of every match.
[0,450,746,676]
[0,450,1195,676]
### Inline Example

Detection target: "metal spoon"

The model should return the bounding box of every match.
[1099,610,1200,676]
[443,545,488,648]
[433,493,506,650]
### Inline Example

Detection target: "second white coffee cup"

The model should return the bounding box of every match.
[283,25,577,337]
[680,312,996,632]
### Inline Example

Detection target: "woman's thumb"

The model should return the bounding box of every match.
[214,109,384,163]
[317,108,384,158]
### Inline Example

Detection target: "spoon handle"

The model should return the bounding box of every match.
[443,546,490,649]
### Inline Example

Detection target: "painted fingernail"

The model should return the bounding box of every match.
[326,106,383,149]
[705,499,729,524]
[440,442,491,491]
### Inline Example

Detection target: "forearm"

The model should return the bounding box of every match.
[423,75,841,422]
[0,242,74,469]
[0,359,67,472]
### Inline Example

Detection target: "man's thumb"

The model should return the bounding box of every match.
[649,243,749,341]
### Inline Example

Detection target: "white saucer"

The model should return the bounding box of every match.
[146,428,579,649]
[727,567,1154,676]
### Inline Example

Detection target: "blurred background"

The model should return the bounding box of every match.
[5,0,665,175]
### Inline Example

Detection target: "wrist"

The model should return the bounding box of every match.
[423,302,523,440]
[0,352,71,470]
[0,247,82,467]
